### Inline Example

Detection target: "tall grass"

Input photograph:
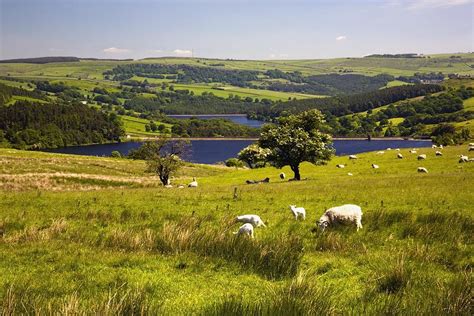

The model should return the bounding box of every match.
[203,274,337,315]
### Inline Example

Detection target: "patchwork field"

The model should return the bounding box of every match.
[0,144,472,314]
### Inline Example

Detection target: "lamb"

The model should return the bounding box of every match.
[372,164,379,169]
[236,214,266,227]
[233,223,254,238]
[417,154,426,160]
[459,155,469,163]
[397,153,403,159]
[417,167,428,173]
[188,177,198,188]
[347,172,353,176]
[336,164,345,168]
[289,205,306,220]
[318,204,363,231]
[280,172,286,180]
[432,144,437,148]
[349,155,358,160]
[435,151,443,156]
[409,150,417,154]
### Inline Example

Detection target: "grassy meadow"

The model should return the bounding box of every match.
[0,144,472,314]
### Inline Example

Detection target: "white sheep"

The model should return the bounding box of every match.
[336,164,345,168]
[469,143,474,147]
[397,153,403,159]
[372,164,379,169]
[417,167,428,173]
[432,144,437,148]
[395,148,400,151]
[417,154,426,160]
[233,223,254,238]
[349,155,358,160]
[435,151,443,156]
[459,155,469,163]
[188,177,198,188]
[469,146,474,152]
[347,172,353,176]
[386,147,392,151]
[280,172,286,180]
[289,205,306,220]
[409,150,417,154]
[236,214,266,227]
[377,151,385,154]
[318,204,363,231]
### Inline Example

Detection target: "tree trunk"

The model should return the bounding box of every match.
[290,164,301,180]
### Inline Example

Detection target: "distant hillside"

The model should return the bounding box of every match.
[0,56,80,64]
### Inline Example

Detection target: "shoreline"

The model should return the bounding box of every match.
[167,114,248,117]
[126,136,432,142]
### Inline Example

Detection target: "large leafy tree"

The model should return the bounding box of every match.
[258,110,334,180]
[128,139,189,185]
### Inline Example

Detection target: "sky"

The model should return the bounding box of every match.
[0,0,473,60]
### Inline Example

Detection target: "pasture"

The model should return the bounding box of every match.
[0,144,472,314]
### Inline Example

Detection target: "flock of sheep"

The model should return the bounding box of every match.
[336,143,474,175]
[233,204,363,238]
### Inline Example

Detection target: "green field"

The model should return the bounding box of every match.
[0,145,472,314]
[120,115,172,137]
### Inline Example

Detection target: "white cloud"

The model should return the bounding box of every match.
[103,47,131,54]
[173,49,193,56]
[336,35,347,41]
[389,0,472,9]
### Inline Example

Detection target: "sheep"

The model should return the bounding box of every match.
[397,153,403,159]
[459,155,469,163]
[336,164,345,168]
[280,172,286,180]
[417,167,428,173]
[178,185,185,189]
[417,154,426,160]
[469,146,474,152]
[395,148,400,151]
[377,151,385,154]
[233,223,254,238]
[347,172,353,176]
[349,155,358,160]
[236,215,266,227]
[432,144,437,148]
[318,204,363,231]
[372,164,379,169]
[469,143,474,147]
[409,149,417,154]
[439,145,444,149]
[188,177,198,188]
[435,151,443,156]
[289,205,306,220]
[386,148,392,151]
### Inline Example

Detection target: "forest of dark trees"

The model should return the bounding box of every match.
[0,101,124,149]
[169,118,259,138]
[0,83,46,106]
[251,84,443,120]
[0,56,80,64]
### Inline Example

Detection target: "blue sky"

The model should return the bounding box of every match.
[0,0,472,60]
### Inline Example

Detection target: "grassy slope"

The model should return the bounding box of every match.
[0,145,472,314]
[120,115,172,137]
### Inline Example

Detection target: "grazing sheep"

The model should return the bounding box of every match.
[397,153,403,159]
[432,144,437,148]
[349,155,358,160]
[372,164,379,169]
[439,145,444,149]
[435,151,443,156]
[318,204,363,231]
[417,154,426,160]
[377,151,385,154]
[469,143,474,147]
[233,223,254,238]
[236,215,266,227]
[386,148,392,151]
[188,177,198,188]
[395,148,400,151]
[336,164,346,168]
[417,167,428,173]
[289,205,306,220]
[409,149,417,154]
[347,172,353,176]
[178,185,185,189]
[459,155,469,163]
[469,146,474,152]
[280,172,286,180]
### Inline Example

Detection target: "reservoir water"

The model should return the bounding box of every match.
[168,114,265,128]
[44,139,432,164]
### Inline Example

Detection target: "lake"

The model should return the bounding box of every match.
[44,139,432,164]
[168,114,265,128]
